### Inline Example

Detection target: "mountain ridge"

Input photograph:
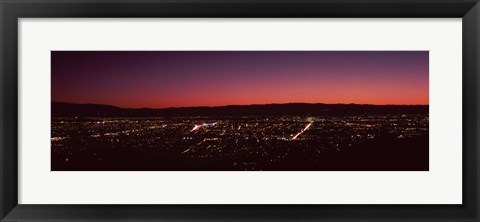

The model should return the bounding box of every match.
[52,101,429,117]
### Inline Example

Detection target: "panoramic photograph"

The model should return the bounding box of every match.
[51,51,429,171]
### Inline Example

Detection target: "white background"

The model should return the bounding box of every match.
[18,19,462,204]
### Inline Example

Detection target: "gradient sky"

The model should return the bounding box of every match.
[51,51,429,108]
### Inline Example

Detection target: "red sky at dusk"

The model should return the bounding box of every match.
[51,51,429,108]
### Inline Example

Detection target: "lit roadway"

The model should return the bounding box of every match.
[190,122,217,132]
[292,122,313,140]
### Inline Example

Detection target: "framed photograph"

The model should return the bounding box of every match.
[1,0,479,221]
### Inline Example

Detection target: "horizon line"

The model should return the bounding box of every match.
[52,101,430,109]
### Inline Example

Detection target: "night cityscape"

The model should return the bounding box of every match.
[51,103,428,171]
[51,51,429,171]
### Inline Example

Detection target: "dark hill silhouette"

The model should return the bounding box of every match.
[52,102,428,117]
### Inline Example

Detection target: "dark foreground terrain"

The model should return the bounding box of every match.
[51,103,428,171]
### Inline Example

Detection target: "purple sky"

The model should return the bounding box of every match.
[52,51,429,108]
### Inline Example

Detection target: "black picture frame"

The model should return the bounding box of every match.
[1,0,479,221]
